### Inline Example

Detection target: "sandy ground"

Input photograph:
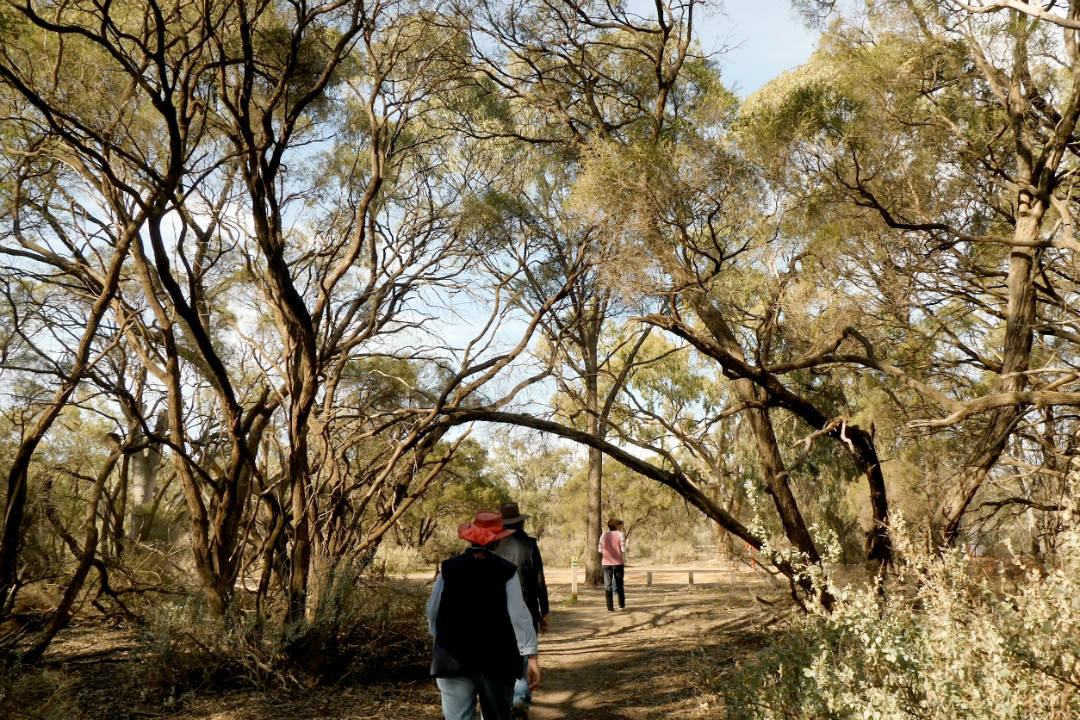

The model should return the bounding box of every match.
[524,572,783,720]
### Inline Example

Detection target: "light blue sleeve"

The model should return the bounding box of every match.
[506,572,538,656]
[426,573,444,637]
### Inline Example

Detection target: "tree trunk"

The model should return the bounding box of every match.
[282,339,318,625]
[935,199,1042,545]
[131,411,166,541]
[0,231,132,617]
[692,300,822,565]
[853,433,891,565]
[585,443,604,585]
[287,469,311,625]
[583,300,605,586]
[23,448,120,663]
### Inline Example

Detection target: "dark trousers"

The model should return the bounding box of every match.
[603,564,624,610]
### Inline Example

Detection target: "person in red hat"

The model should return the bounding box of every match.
[427,511,541,720]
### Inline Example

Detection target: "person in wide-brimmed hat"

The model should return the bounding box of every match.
[427,511,541,720]
[493,501,549,718]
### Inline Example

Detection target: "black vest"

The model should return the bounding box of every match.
[431,548,520,679]
[494,530,544,628]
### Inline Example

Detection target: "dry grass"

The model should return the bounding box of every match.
[1,578,436,720]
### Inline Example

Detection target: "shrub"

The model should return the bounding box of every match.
[374,543,429,575]
[129,572,431,700]
[129,596,266,701]
[282,570,431,684]
[716,519,1080,720]
[0,664,80,720]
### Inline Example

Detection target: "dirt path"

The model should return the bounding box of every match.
[524,576,780,720]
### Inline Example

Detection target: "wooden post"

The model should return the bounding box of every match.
[646,571,653,586]
[688,570,694,586]
[571,557,578,603]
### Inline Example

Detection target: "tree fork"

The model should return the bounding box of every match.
[644,310,893,566]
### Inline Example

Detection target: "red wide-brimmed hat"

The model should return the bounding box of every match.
[458,511,516,546]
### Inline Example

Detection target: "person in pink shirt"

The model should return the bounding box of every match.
[597,519,626,611]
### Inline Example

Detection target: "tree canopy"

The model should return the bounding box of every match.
[3,0,1080,660]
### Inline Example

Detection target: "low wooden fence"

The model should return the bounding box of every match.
[557,564,751,597]
[420,563,754,588]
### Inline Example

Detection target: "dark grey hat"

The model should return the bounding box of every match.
[499,501,529,525]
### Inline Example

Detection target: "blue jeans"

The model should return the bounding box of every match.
[513,654,531,707]
[436,674,515,720]
[603,565,625,610]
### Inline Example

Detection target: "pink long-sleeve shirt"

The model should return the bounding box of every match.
[598,530,626,566]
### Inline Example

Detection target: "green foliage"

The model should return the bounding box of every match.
[552,454,712,563]
[716,519,1080,720]
[484,432,573,542]
[393,436,511,563]
[0,3,27,46]
[740,62,859,149]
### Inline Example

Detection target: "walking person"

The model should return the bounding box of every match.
[493,501,549,718]
[598,518,626,612]
[427,511,542,720]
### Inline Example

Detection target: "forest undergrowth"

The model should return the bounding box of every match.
[6,532,1079,720]
[1,574,433,720]
[694,521,1080,720]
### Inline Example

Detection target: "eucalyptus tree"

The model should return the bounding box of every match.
[909,0,1080,545]
[456,0,831,580]
[742,0,1080,547]
[454,0,676,583]
[204,0,486,623]
[459,161,654,584]
[0,0,579,638]
[542,0,893,572]
[424,0,850,605]
[0,1,190,618]
[573,125,896,575]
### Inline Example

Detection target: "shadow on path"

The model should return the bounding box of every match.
[525,577,782,720]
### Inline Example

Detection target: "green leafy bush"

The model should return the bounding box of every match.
[717,519,1080,720]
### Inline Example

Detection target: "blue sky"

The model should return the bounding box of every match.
[700,0,824,96]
